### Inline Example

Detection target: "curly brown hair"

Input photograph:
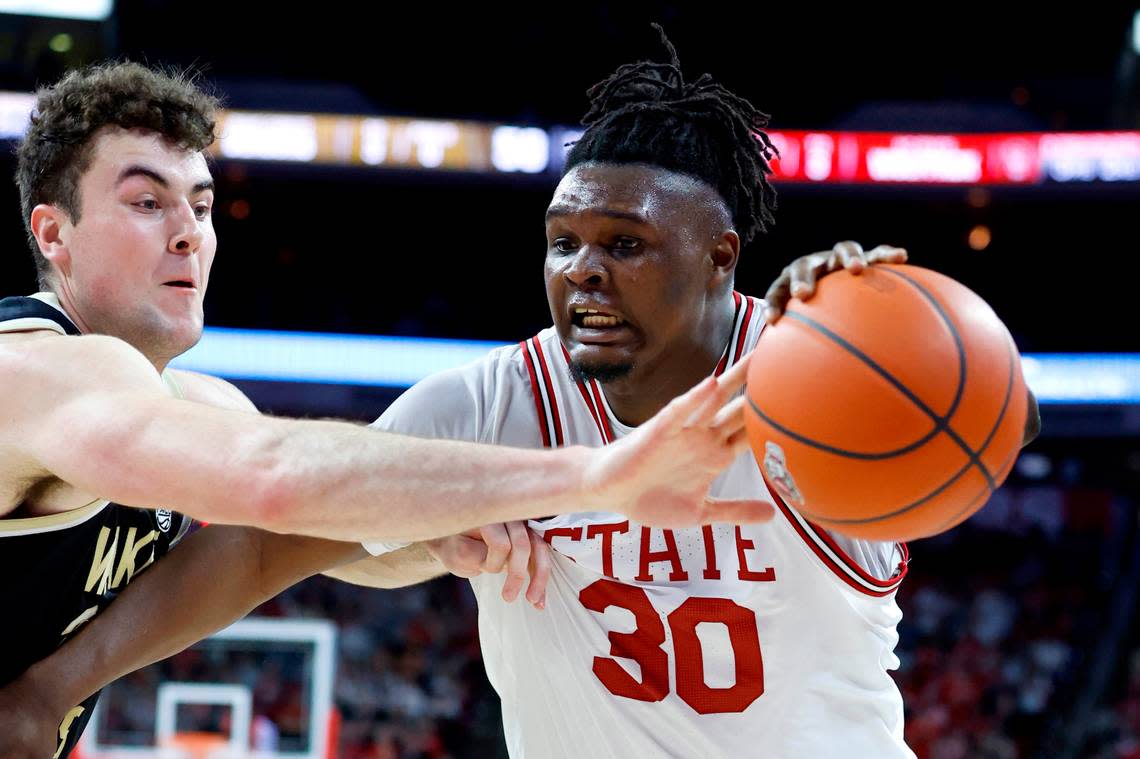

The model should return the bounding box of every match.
[15,61,219,287]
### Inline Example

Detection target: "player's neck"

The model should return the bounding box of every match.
[51,286,172,374]
[600,298,737,427]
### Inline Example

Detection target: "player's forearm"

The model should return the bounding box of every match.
[13,526,362,716]
[55,395,594,542]
[254,424,592,541]
[323,543,446,588]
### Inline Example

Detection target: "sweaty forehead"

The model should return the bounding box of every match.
[548,163,727,226]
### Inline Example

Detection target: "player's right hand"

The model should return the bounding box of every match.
[426,522,552,609]
[581,355,775,528]
[763,241,907,323]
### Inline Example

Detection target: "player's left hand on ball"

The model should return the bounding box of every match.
[763,241,907,323]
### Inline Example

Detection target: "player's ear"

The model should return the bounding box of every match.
[710,230,739,284]
[31,204,74,278]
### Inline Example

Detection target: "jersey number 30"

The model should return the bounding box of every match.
[580,579,763,714]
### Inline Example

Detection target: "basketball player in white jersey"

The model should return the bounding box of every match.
[345,35,917,758]
[350,31,1040,757]
[0,61,765,758]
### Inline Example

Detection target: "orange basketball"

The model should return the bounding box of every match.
[744,264,1027,542]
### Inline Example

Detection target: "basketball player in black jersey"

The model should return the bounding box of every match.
[0,62,767,757]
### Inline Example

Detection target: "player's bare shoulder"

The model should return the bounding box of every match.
[0,331,163,409]
[0,332,166,515]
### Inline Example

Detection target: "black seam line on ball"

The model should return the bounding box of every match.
[881,267,1017,496]
[928,344,1020,532]
[932,435,1020,534]
[780,309,995,493]
[746,394,943,460]
[794,457,976,525]
[772,338,1017,526]
[878,267,968,427]
[745,266,967,462]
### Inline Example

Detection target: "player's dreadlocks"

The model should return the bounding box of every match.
[565,24,778,246]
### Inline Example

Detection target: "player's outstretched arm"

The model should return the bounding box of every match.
[5,335,768,542]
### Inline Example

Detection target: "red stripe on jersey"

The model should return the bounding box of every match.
[588,381,615,443]
[532,337,565,447]
[715,292,744,376]
[520,340,552,449]
[810,515,908,589]
[765,477,907,597]
[733,295,756,365]
[561,345,610,444]
[575,380,607,442]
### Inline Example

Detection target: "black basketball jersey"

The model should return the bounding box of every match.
[0,294,192,757]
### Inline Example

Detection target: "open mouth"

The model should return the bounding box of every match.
[163,280,195,288]
[571,308,625,329]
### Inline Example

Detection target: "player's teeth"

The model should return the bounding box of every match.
[583,315,621,327]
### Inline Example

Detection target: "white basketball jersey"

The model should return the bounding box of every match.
[374,294,914,758]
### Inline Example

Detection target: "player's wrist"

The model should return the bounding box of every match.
[8,659,75,729]
[563,444,608,512]
[517,444,598,519]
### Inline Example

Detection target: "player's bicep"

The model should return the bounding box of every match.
[3,335,167,471]
[44,394,278,516]
[12,337,276,516]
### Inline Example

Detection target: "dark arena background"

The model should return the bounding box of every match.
[0,4,1137,758]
